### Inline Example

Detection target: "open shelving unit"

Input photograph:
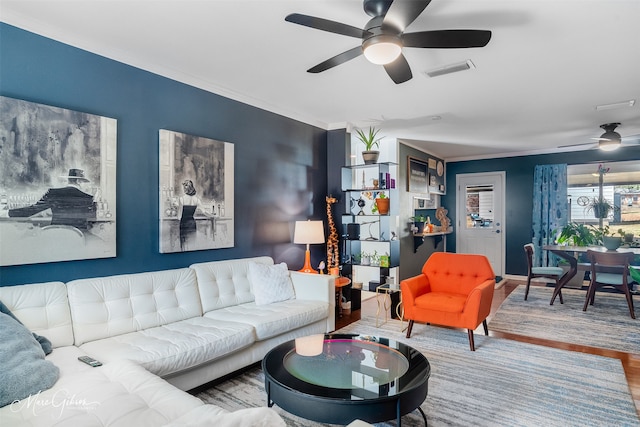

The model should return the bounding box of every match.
[340,162,399,289]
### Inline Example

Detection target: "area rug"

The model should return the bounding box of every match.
[489,285,640,354]
[196,316,639,427]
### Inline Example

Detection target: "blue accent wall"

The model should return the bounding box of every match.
[442,148,640,276]
[0,23,328,286]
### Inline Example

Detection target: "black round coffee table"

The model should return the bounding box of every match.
[262,333,430,426]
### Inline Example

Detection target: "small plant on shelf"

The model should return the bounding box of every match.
[370,250,380,267]
[360,251,371,266]
[355,127,383,151]
[371,191,389,214]
[355,127,383,164]
[410,215,427,234]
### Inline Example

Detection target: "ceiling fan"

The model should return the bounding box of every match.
[560,123,640,151]
[285,0,492,84]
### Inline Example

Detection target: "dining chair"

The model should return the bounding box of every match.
[523,243,564,302]
[584,250,636,319]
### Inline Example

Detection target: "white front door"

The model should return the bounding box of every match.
[456,172,505,277]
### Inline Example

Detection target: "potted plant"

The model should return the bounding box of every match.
[410,215,427,234]
[370,250,380,266]
[593,226,624,251]
[372,191,390,215]
[355,127,383,164]
[360,251,371,266]
[554,222,599,287]
[556,222,598,246]
[586,196,618,219]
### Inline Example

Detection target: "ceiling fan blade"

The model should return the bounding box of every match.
[384,53,412,84]
[622,134,640,144]
[382,0,431,33]
[403,30,492,48]
[285,13,370,39]
[558,142,597,149]
[307,46,363,73]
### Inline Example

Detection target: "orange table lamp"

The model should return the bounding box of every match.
[293,220,325,274]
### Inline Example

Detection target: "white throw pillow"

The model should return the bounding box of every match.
[249,262,295,305]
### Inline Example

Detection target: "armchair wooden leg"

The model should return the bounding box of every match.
[524,278,531,300]
[406,320,414,338]
[468,329,475,351]
[482,319,489,336]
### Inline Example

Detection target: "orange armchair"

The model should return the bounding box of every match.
[400,252,496,351]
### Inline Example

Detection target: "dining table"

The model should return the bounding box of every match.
[542,244,640,305]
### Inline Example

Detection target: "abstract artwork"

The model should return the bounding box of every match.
[0,96,117,266]
[159,129,234,253]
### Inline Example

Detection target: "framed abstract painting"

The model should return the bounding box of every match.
[159,129,234,253]
[0,96,117,266]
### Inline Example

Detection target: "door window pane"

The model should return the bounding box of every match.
[465,184,494,229]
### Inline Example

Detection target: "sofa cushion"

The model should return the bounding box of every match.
[415,292,467,313]
[67,268,203,346]
[190,256,274,312]
[78,317,256,377]
[0,312,60,408]
[0,281,74,348]
[249,262,295,305]
[46,345,98,378]
[0,299,53,354]
[204,299,329,341]
[0,359,207,426]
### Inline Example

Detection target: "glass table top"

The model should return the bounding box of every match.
[283,336,410,391]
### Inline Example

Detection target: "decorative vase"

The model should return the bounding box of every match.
[414,221,425,234]
[602,236,622,251]
[375,197,390,215]
[362,150,379,165]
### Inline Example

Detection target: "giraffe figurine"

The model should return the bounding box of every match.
[325,195,340,275]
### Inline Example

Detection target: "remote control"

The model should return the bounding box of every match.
[78,355,102,367]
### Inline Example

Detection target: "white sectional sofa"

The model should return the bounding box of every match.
[0,256,335,426]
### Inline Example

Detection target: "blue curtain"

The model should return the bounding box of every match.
[532,164,568,267]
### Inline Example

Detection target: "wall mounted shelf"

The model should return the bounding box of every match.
[413,227,453,252]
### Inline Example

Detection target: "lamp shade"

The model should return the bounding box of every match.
[294,334,325,357]
[598,139,621,151]
[363,35,402,65]
[293,220,325,244]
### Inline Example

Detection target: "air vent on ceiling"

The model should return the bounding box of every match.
[595,100,636,111]
[424,60,475,78]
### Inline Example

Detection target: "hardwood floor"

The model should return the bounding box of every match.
[335,281,640,416]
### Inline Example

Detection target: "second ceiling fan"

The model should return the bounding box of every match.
[560,123,640,151]
[285,0,492,84]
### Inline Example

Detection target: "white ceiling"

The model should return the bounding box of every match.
[2,0,640,161]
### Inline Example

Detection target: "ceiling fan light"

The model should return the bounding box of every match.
[599,140,621,151]
[363,35,402,65]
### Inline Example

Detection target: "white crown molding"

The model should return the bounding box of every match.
[1,11,329,131]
